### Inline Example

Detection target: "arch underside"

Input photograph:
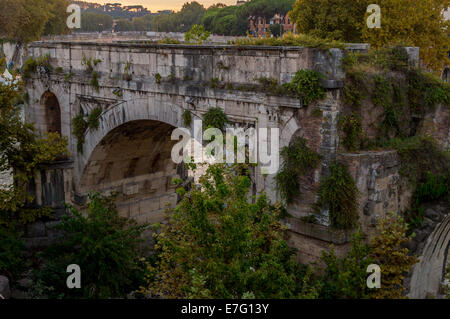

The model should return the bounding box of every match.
[80,120,181,224]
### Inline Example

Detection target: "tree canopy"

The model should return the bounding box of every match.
[289,0,450,73]
[0,0,70,43]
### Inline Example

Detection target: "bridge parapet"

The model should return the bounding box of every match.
[27,41,369,90]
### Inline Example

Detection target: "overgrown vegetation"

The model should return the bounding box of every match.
[0,225,25,281]
[140,164,314,298]
[386,136,450,230]
[232,32,345,49]
[72,107,103,153]
[185,24,211,44]
[290,0,449,73]
[319,213,417,299]
[34,193,147,299]
[283,69,326,106]
[202,107,230,132]
[317,162,359,230]
[340,47,450,151]
[275,137,322,203]
[182,109,192,127]
[0,81,68,226]
[369,213,417,299]
[21,54,52,79]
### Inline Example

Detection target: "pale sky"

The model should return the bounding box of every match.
[96,0,238,12]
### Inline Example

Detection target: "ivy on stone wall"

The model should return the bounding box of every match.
[72,107,103,153]
[275,136,322,203]
[202,107,230,132]
[340,47,450,150]
[283,70,326,106]
[21,54,52,79]
[182,110,192,127]
[317,162,359,230]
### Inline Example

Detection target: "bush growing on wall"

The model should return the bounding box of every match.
[283,70,326,106]
[275,136,322,203]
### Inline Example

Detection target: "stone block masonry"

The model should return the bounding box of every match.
[23,40,429,265]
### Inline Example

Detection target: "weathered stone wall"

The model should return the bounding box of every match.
[24,41,426,265]
[286,150,414,264]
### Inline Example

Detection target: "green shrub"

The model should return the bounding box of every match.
[35,193,147,299]
[155,73,162,84]
[87,107,102,130]
[202,107,230,131]
[232,32,345,49]
[340,112,365,152]
[384,136,450,184]
[0,225,25,280]
[283,70,325,106]
[72,113,88,153]
[319,231,372,299]
[407,69,450,113]
[275,137,322,203]
[182,110,192,127]
[90,71,100,92]
[317,162,359,230]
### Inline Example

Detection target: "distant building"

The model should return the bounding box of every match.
[248,14,296,37]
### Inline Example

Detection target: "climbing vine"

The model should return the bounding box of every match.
[275,136,322,203]
[72,107,103,153]
[21,54,52,79]
[182,110,192,127]
[317,162,359,230]
[340,47,450,150]
[202,107,230,132]
[283,70,326,106]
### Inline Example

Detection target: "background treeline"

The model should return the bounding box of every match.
[73,0,151,19]
[82,0,295,35]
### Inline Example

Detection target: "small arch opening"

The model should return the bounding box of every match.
[40,91,61,135]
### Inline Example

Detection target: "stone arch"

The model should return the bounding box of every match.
[75,99,193,224]
[77,99,192,180]
[39,91,62,135]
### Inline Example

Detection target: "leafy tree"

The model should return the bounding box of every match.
[42,0,71,36]
[0,0,70,43]
[0,224,25,280]
[289,0,450,73]
[35,193,147,299]
[0,81,68,225]
[142,164,312,299]
[176,2,207,32]
[361,0,450,73]
[320,231,373,299]
[369,213,417,299]
[289,0,370,43]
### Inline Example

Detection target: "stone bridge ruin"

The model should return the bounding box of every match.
[23,39,448,292]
